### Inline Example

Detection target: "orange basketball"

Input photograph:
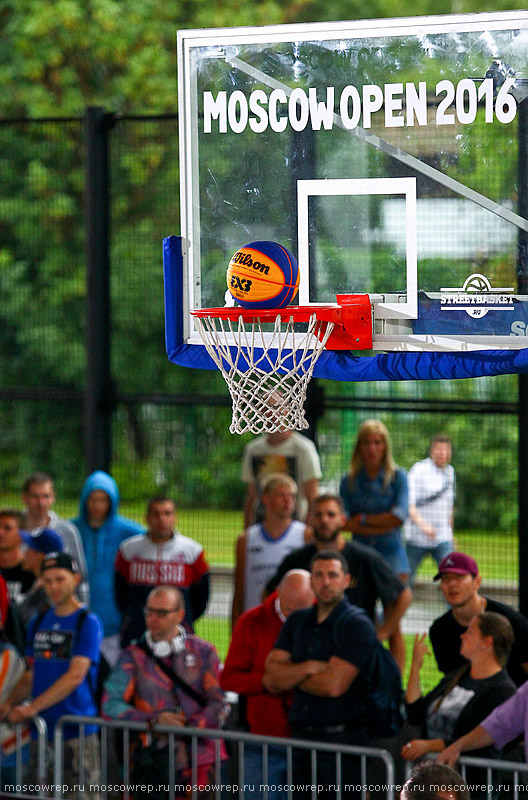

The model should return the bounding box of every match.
[226,241,299,309]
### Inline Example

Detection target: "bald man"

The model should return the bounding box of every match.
[221,570,315,800]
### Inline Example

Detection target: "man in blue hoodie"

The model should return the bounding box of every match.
[72,471,144,672]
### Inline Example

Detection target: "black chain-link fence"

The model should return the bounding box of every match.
[0,114,522,688]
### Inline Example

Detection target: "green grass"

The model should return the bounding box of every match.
[153,506,520,580]
[176,509,241,566]
[18,497,242,568]
[412,530,518,584]
[12,495,518,580]
[403,633,442,693]
[195,617,232,663]
[178,513,520,581]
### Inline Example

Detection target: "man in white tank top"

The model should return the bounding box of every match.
[232,474,311,627]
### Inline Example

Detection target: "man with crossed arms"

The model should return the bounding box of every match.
[264,550,378,800]
[266,494,412,671]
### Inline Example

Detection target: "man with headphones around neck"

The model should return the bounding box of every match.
[102,586,228,796]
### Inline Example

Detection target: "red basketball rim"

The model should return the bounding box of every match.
[190,303,342,323]
[191,295,373,350]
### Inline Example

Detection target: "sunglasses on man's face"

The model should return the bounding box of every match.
[143,607,180,618]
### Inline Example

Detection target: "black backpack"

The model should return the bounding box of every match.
[336,606,405,738]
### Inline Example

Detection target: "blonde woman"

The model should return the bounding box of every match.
[339,420,409,668]
[339,419,409,578]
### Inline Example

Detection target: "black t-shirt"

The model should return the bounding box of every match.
[429,597,528,687]
[265,539,405,620]
[406,666,516,750]
[275,597,377,731]
[0,563,37,606]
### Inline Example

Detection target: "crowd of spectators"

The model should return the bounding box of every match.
[0,470,211,796]
[0,421,524,799]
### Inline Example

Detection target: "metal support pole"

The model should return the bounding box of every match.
[85,106,114,474]
[291,127,322,442]
[290,125,317,299]
[517,99,528,617]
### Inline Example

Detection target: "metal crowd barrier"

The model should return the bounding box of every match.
[0,717,47,797]
[52,715,396,800]
[457,754,528,800]
[3,715,527,800]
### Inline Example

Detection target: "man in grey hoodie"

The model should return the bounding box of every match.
[22,472,90,604]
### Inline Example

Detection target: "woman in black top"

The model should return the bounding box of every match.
[401,611,517,762]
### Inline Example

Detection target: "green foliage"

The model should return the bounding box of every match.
[2,0,528,120]
[0,0,180,116]
[111,401,249,511]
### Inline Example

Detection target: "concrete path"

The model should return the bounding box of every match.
[205,567,519,634]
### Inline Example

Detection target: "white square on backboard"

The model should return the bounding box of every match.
[297,177,418,319]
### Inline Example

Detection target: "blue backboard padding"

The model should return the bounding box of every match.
[169,342,232,371]
[163,235,184,355]
[168,342,528,381]
[163,235,528,381]
[313,347,528,380]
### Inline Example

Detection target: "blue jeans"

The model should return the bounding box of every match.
[354,532,410,576]
[241,742,288,800]
[407,541,454,585]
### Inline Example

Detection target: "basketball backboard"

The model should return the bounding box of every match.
[175,11,528,352]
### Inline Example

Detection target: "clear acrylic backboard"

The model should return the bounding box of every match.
[177,11,528,352]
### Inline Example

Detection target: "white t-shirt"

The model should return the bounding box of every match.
[243,520,306,611]
[241,432,322,522]
[405,457,455,546]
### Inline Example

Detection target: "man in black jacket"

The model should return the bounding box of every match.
[265,494,412,669]
[264,550,378,799]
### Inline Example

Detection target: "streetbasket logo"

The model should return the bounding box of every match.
[440,273,514,318]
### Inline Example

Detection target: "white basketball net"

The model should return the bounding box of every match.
[193,312,335,434]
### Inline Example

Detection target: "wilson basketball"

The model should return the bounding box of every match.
[226,241,299,309]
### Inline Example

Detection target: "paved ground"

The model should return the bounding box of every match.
[206,569,444,633]
[205,568,519,634]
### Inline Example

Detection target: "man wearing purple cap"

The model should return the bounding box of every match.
[430,551,528,686]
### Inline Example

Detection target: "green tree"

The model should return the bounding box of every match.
[3,0,528,120]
